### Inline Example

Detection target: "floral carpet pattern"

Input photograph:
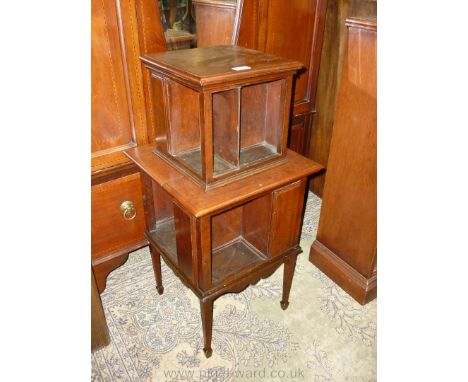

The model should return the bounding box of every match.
[92,192,376,382]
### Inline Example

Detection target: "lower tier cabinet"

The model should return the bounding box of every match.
[126,144,322,357]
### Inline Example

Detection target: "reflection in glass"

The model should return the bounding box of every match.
[159,0,197,50]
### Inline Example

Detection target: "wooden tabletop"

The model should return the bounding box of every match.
[125,144,323,217]
[140,45,303,87]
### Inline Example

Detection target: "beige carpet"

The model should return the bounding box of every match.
[92,192,376,382]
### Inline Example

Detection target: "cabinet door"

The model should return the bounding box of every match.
[91,0,150,172]
[269,179,307,257]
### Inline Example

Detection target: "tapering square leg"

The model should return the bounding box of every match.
[149,245,164,295]
[200,298,213,358]
[280,255,297,310]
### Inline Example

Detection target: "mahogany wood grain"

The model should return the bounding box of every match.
[193,0,237,47]
[125,144,323,218]
[128,132,322,357]
[150,246,164,295]
[91,0,134,162]
[91,0,168,293]
[270,179,307,257]
[200,298,214,357]
[309,16,376,305]
[289,112,314,155]
[92,0,164,173]
[234,0,327,155]
[133,157,318,356]
[212,89,240,167]
[211,207,242,249]
[141,45,302,88]
[264,78,285,149]
[196,216,212,290]
[234,0,326,154]
[280,255,298,310]
[308,0,376,196]
[262,0,326,112]
[174,204,195,282]
[142,45,301,189]
[148,74,168,146]
[166,79,201,154]
[134,0,168,143]
[152,179,174,223]
[91,173,146,259]
[242,194,272,255]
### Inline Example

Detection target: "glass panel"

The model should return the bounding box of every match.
[159,0,197,50]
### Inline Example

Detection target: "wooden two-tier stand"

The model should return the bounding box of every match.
[125,45,323,357]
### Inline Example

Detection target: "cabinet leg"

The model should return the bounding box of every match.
[200,298,213,358]
[280,255,297,310]
[149,246,164,295]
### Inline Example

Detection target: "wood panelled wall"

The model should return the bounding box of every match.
[308,0,376,196]
[234,0,327,157]
[91,0,167,292]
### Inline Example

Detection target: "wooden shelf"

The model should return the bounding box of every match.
[175,148,237,176]
[212,238,267,286]
[148,218,267,288]
[240,142,278,166]
[175,141,280,177]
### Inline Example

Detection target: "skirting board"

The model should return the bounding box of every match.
[309,240,376,305]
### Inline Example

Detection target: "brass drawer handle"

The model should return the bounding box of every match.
[120,200,136,220]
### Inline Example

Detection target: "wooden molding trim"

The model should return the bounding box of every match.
[309,240,376,305]
[193,0,237,9]
[92,239,148,293]
[346,16,377,31]
[91,161,140,186]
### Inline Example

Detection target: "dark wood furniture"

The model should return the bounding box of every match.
[140,45,302,189]
[193,0,238,47]
[234,0,327,157]
[91,0,167,293]
[309,16,376,305]
[91,269,110,352]
[126,144,323,357]
[308,0,376,196]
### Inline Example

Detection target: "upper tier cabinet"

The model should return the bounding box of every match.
[141,45,302,189]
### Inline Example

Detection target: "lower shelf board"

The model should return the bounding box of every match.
[148,219,268,287]
[240,141,278,166]
[174,142,280,178]
[212,238,266,286]
[176,149,235,177]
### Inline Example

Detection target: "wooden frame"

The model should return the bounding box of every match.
[141,45,302,189]
[125,144,323,357]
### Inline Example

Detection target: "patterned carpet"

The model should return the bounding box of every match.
[92,192,377,382]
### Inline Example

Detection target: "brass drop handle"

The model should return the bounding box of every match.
[120,200,136,220]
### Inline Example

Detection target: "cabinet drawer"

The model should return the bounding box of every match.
[91,173,146,259]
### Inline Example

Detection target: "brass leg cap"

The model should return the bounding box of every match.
[280,300,289,310]
[203,347,213,358]
[156,286,164,295]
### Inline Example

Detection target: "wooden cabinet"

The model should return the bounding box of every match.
[309,17,376,305]
[125,144,323,357]
[234,0,327,156]
[91,0,167,291]
[308,0,377,196]
[141,45,301,189]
